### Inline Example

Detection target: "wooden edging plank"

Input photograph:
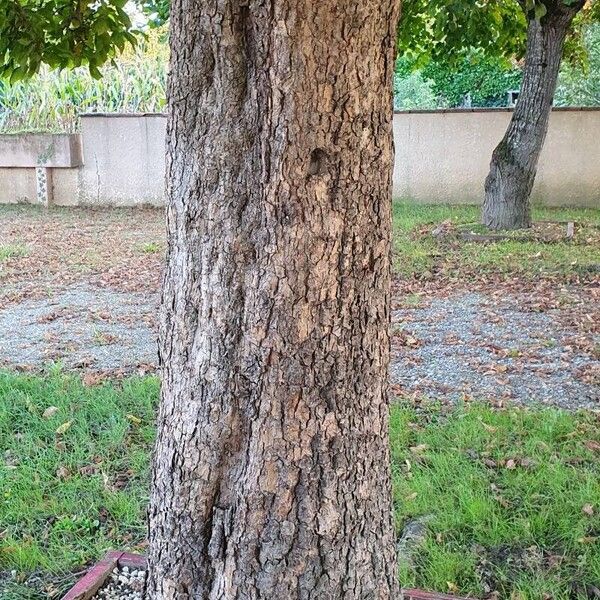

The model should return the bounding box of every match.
[62,551,122,600]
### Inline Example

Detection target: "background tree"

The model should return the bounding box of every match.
[398,0,597,230]
[482,0,588,230]
[395,52,523,109]
[555,22,600,105]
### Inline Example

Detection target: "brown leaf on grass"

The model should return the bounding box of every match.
[481,422,497,434]
[103,469,135,492]
[55,421,72,435]
[505,459,517,470]
[409,444,428,454]
[585,440,600,453]
[79,464,99,476]
[98,506,109,524]
[577,536,597,544]
[83,371,106,387]
[42,406,59,419]
[582,504,595,516]
[56,466,70,480]
[446,582,459,594]
[494,495,511,508]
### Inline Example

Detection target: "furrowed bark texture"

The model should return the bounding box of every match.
[148,1,401,598]
[482,3,583,230]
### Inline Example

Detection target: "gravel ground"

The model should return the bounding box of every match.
[391,292,599,409]
[0,283,596,410]
[0,284,157,372]
[94,566,145,600]
[0,206,597,409]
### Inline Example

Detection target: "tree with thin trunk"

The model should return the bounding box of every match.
[482,0,586,230]
[146,1,402,598]
[397,0,597,231]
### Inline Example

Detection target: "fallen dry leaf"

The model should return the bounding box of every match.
[585,440,600,453]
[42,406,59,419]
[56,466,70,480]
[83,372,105,387]
[55,421,72,435]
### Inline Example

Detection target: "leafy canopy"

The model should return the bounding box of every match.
[398,0,596,69]
[0,0,139,81]
[0,0,596,82]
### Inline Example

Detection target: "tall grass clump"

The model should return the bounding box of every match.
[0,27,168,134]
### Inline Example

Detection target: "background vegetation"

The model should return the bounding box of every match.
[394,24,600,111]
[0,27,167,133]
[0,22,597,132]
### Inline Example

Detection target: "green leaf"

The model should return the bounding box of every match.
[89,64,103,80]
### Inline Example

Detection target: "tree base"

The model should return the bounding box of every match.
[481,198,532,231]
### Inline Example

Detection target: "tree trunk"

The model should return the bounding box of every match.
[482,4,582,230]
[147,1,401,599]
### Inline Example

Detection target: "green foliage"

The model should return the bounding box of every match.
[556,23,600,105]
[0,0,141,80]
[397,0,596,80]
[139,0,170,27]
[393,71,442,110]
[0,27,168,133]
[420,53,523,108]
[397,0,528,68]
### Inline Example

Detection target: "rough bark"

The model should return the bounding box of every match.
[147,1,401,599]
[482,2,583,230]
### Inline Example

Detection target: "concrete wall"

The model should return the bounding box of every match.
[393,107,600,207]
[78,114,165,206]
[0,133,82,168]
[0,109,598,207]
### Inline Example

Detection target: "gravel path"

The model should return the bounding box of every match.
[0,206,597,409]
[0,285,157,372]
[0,282,596,410]
[391,292,599,409]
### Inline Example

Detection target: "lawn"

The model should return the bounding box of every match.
[1,372,598,599]
[0,371,157,599]
[392,202,600,279]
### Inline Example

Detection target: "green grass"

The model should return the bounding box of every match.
[0,371,158,598]
[391,403,600,599]
[392,202,600,278]
[139,242,162,254]
[0,244,28,262]
[1,372,598,598]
